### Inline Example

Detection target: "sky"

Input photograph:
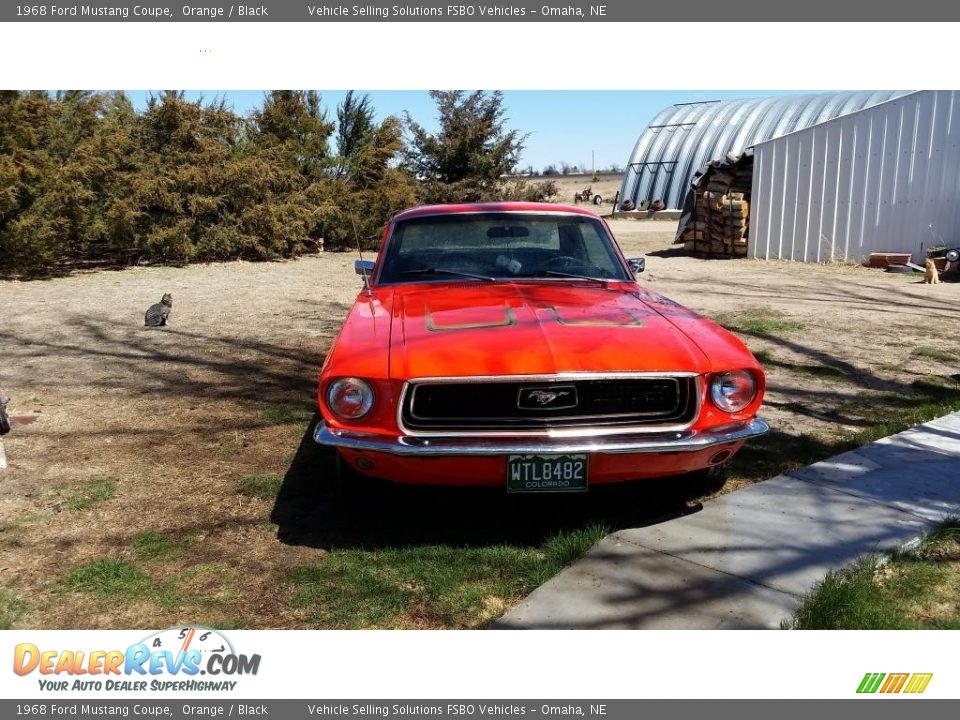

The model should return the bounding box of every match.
[125,90,808,171]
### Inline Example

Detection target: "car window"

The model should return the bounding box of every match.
[397,219,560,253]
[379,213,629,283]
[581,221,620,269]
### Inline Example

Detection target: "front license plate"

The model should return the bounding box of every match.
[507,454,588,493]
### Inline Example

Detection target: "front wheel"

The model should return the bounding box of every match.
[684,461,730,497]
[334,451,370,499]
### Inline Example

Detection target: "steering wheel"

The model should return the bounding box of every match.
[543,255,594,272]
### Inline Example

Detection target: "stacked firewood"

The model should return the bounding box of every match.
[680,191,749,257]
[677,152,753,258]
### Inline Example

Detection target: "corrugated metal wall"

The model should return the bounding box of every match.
[749,90,960,263]
[618,91,908,210]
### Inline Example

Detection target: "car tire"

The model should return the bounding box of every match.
[685,461,730,496]
[593,195,603,205]
[334,452,368,499]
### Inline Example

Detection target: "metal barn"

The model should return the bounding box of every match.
[618,91,908,213]
[749,90,960,263]
[621,90,960,264]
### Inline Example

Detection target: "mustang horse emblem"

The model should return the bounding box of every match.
[524,390,571,406]
[527,390,570,405]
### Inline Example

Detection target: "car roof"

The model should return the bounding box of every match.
[391,202,601,222]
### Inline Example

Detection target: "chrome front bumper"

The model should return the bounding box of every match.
[313,417,769,457]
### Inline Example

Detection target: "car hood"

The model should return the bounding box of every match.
[389,282,713,379]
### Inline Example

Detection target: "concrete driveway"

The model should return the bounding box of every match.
[495,411,960,629]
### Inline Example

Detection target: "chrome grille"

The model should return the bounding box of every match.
[401,376,697,432]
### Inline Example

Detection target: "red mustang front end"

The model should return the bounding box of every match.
[314,203,767,493]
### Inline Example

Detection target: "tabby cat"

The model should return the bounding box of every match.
[0,387,9,436]
[144,293,173,327]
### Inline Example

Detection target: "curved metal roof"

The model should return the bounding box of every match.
[619,91,911,210]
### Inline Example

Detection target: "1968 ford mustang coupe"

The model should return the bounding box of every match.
[314,202,768,493]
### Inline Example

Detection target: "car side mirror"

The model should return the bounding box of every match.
[627,257,645,275]
[355,259,375,278]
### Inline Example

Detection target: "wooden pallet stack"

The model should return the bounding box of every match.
[681,194,749,257]
[677,154,753,258]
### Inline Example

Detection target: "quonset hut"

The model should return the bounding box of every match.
[619,90,960,263]
[618,91,908,213]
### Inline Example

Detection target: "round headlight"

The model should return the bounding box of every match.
[710,371,757,413]
[326,378,375,421]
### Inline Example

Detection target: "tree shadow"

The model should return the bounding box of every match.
[0,309,352,407]
[270,413,702,551]
[699,274,960,317]
[731,428,854,482]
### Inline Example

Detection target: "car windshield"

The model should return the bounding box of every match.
[378,213,631,284]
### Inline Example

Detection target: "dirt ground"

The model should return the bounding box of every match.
[1,218,958,628]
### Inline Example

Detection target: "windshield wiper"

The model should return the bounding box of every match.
[399,267,498,282]
[541,270,609,286]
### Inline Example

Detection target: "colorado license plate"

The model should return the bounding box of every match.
[507,454,588,493]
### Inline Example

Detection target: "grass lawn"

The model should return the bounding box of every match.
[5,263,959,629]
[285,526,608,628]
[31,347,960,630]
[788,520,960,629]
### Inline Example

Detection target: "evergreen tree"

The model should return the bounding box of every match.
[0,91,61,270]
[335,90,375,177]
[320,108,416,251]
[0,89,546,275]
[251,90,334,181]
[404,90,526,203]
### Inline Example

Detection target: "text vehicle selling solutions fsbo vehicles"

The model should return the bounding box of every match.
[314,203,768,493]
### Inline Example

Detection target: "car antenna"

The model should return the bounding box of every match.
[351,215,372,297]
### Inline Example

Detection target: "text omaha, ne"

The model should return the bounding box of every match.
[306,4,607,18]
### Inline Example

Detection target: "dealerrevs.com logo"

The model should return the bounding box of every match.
[13,626,261,692]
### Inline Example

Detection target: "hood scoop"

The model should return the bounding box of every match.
[425,303,518,332]
[545,304,646,327]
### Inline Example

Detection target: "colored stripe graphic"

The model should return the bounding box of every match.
[880,673,909,693]
[904,674,933,694]
[857,673,885,693]
[857,672,932,694]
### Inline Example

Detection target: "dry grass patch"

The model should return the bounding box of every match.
[0,589,26,629]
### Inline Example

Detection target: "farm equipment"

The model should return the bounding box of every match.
[573,186,604,205]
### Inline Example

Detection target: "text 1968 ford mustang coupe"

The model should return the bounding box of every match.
[314,202,768,493]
